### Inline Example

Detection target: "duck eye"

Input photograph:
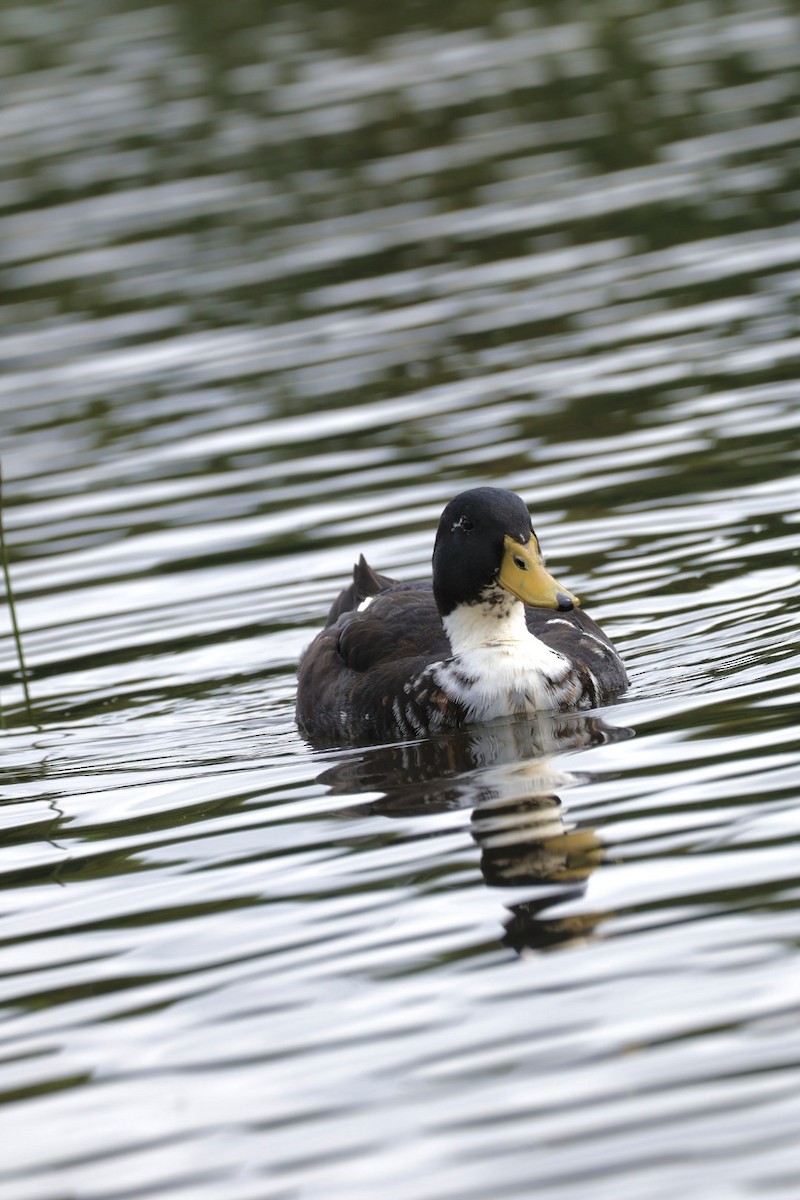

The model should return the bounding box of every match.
[513,555,527,571]
[453,515,473,532]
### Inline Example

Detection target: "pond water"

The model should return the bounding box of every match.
[2,1,800,1196]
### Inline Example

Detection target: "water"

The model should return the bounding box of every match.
[2,1,800,1196]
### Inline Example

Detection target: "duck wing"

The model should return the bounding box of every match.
[336,583,448,673]
[297,560,450,742]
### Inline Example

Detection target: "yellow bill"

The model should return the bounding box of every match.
[498,534,580,610]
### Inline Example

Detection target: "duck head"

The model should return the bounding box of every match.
[432,487,579,617]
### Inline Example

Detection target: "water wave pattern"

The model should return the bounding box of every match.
[2,1,800,1197]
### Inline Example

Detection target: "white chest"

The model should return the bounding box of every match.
[436,599,570,720]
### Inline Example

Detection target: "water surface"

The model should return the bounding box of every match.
[2,1,800,1197]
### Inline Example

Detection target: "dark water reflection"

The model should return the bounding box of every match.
[2,0,800,1196]
[319,714,634,951]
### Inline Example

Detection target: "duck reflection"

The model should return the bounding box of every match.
[315,713,633,951]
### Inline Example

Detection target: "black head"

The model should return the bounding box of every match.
[431,487,578,616]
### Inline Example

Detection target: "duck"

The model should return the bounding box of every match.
[296,487,627,743]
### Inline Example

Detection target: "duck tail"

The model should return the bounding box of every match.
[324,555,399,625]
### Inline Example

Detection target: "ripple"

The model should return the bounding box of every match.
[2,0,800,1197]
